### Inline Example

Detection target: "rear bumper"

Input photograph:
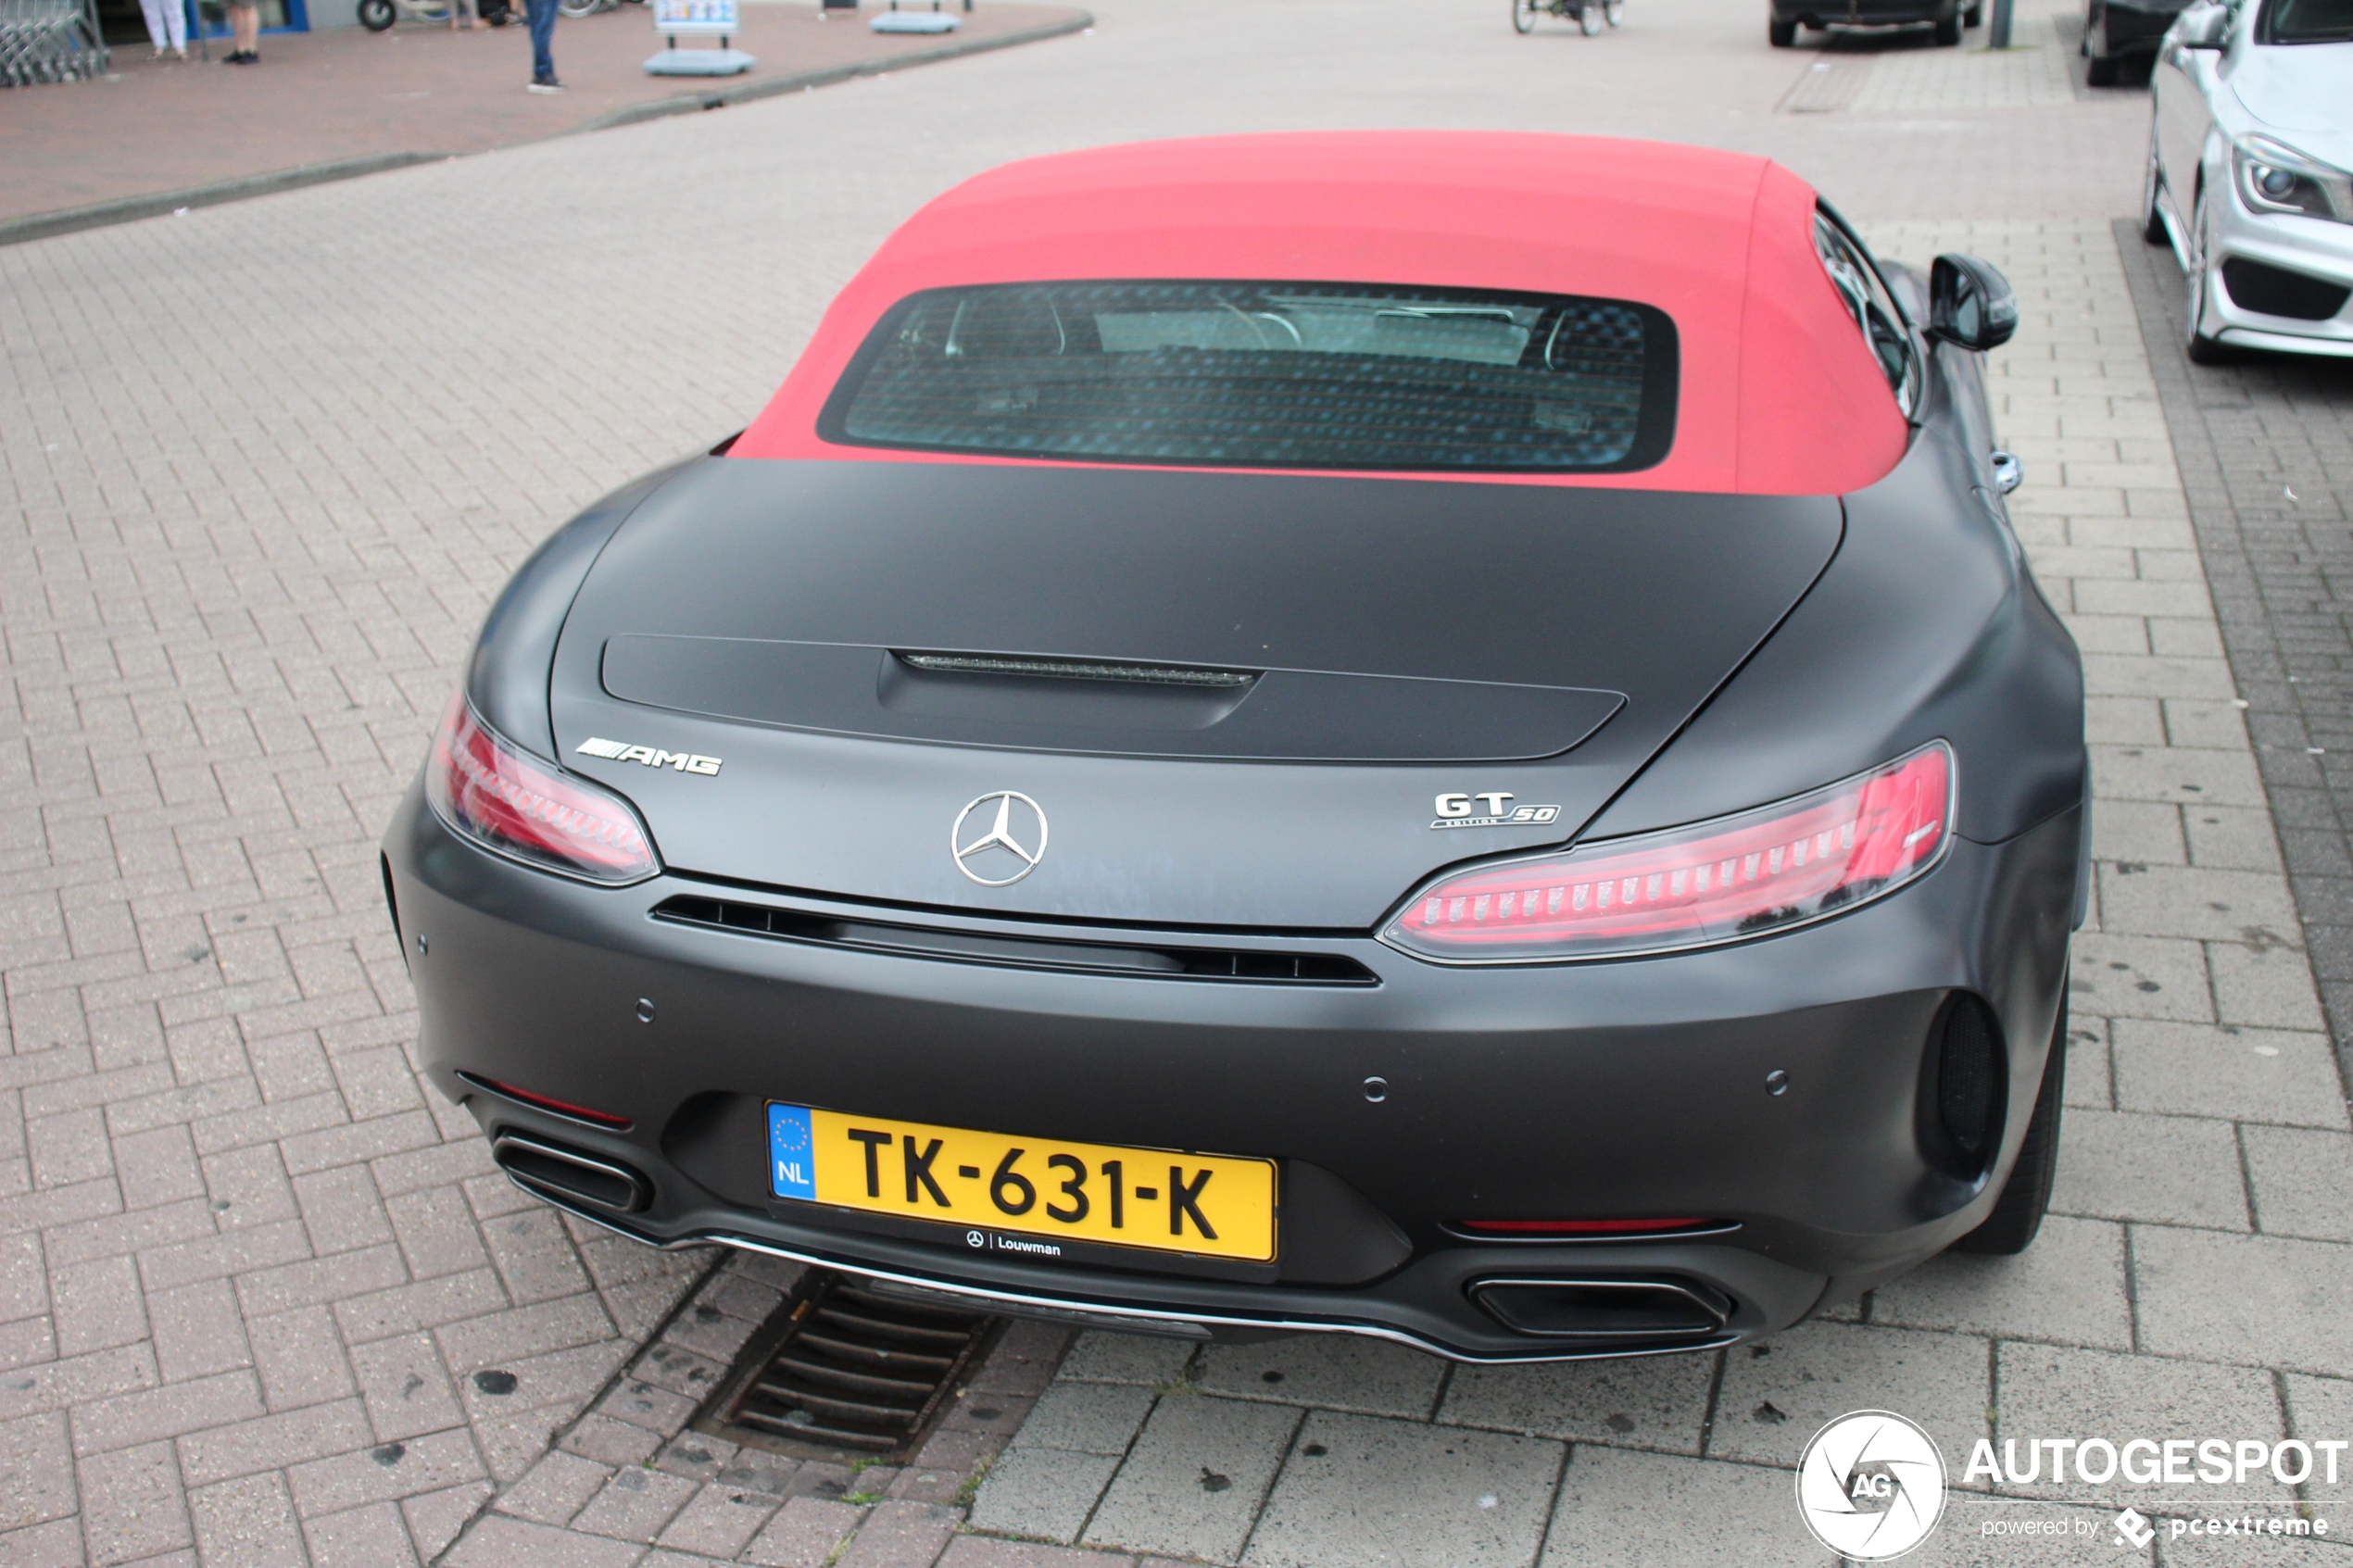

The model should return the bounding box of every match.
[2091,0,2184,56]
[384,782,2079,1362]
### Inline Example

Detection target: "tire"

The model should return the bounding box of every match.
[1513,0,1538,32]
[1963,1,1981,21]
[1606,0,1626,23]
[2141,122,2171,245]
[357,0,394,29]
[1952,1004,2066,1255]
[1579,2,1604,33]
[556,0,598,17]
[2185,185,2232,364]
[2085,52,2119,83]
[1768,13,1796,43]
[1933,10,1962,43]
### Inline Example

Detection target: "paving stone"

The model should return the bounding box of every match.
[1710,1323,1990,1469]
[403,1476,495,1559]
[940,1538,1141,1568]
[1055,1333,1197,1387]
[1081,1389,1297,1562]
[187,1470,308,1567]
[1242,1411,1560,1568]
[652,1482,780,1558]
[2131,1230,2353,1375]
[967,1447,1123,1546]
[2050,1112,2248,1230]
[1863,1216,2135,1350]
[1008,1382,1156,1459]
[2068,935,2213,1022]
[441,1512,648,1568]
[1537,1446,1821,1568]
[496,1449,617,1525]
[1437,1348,1717,1453]
[2239,1125,2353,1242]
[835,1499,960,1568]
[2279,1374,2353,1506]
[78,1441,191,1567]
[2109,1021,2350,1129]
[0,1411,79,1532]
[741,1496,866,1568]
[2206,939,2327,1031]
[1193,1336,1446,1422]
[302,1499,425,1568]
[1991,1342,2289,1503]
[571,1465,700,1543]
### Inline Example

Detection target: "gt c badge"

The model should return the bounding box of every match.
[1433,792,1560,831]
[953,791,1049,885]
[575,737,722,775]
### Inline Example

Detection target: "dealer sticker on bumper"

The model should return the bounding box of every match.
[766,1103,1276,1262]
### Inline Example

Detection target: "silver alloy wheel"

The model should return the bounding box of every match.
[1513,0,1538,31]
[1605,0,1626,24]
[1579,0,1604,33]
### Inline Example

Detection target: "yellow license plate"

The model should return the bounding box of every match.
[765,1103,1276,1262]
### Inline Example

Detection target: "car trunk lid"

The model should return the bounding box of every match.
[549,458,1843,928]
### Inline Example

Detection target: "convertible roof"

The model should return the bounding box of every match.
[731,132,1909,495]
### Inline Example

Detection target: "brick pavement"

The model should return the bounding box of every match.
[3,0,2347,1562]
[0,2,1084,227]
[2113,225,2353,1099]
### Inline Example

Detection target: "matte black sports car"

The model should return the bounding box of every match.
[383,132,2083,1363]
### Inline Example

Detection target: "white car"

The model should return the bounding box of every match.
[2144,0,2353,360]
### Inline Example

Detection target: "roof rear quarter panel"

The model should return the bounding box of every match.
[1583,345,2085,847]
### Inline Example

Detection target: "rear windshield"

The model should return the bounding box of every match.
[2264,0,2352,41]
[819,281,1678,473]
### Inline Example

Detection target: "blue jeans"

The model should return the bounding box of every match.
[525,0,555,81]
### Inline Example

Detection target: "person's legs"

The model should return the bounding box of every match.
[228,1,258,56]
[524,0,557,82]
[138,0,168,52]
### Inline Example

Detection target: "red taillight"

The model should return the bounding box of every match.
[425,696,660,885]
[1456,1218,1716,1236]
[1384,742,1952,963]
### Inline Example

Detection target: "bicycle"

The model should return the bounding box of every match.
[1512,0,1625,34]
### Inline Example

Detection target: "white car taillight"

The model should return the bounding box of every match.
[1382,742,1953,963]
[424,695,661,885]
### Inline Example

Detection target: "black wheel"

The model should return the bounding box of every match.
[1513,0,1538,32]
[357,0,394,30]
[1952,1004,2065,1255]
[2085,51,2119,83]
[1963,1,1981,20]
[2140,122,2171,245]
[1933,10,1962,43]
[2184,185,2233,363]
[1768,14,1796,44]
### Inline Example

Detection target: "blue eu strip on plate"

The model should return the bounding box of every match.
[768,1103,815,1200]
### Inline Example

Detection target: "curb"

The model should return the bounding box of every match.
[0,152,441,247]
[0,9,1090,249]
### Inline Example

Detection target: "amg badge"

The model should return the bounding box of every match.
[575,737,722,775]
[1432,792,1560,831]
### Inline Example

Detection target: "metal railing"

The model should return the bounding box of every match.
[1,0,108,85]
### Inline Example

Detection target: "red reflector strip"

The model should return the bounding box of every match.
[470,1074,633,1131]
[1457,1218,1712,1236]
[1386,742,1952,963]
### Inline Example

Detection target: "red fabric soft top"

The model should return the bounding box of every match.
[731,132,1909,495]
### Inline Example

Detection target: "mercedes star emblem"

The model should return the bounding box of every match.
[951,791,1048,886]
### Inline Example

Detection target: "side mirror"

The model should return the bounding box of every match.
[1929,254,2018,351]
[2172,3,2228,46]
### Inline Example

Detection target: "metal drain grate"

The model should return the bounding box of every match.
[713,1272,999,1458]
